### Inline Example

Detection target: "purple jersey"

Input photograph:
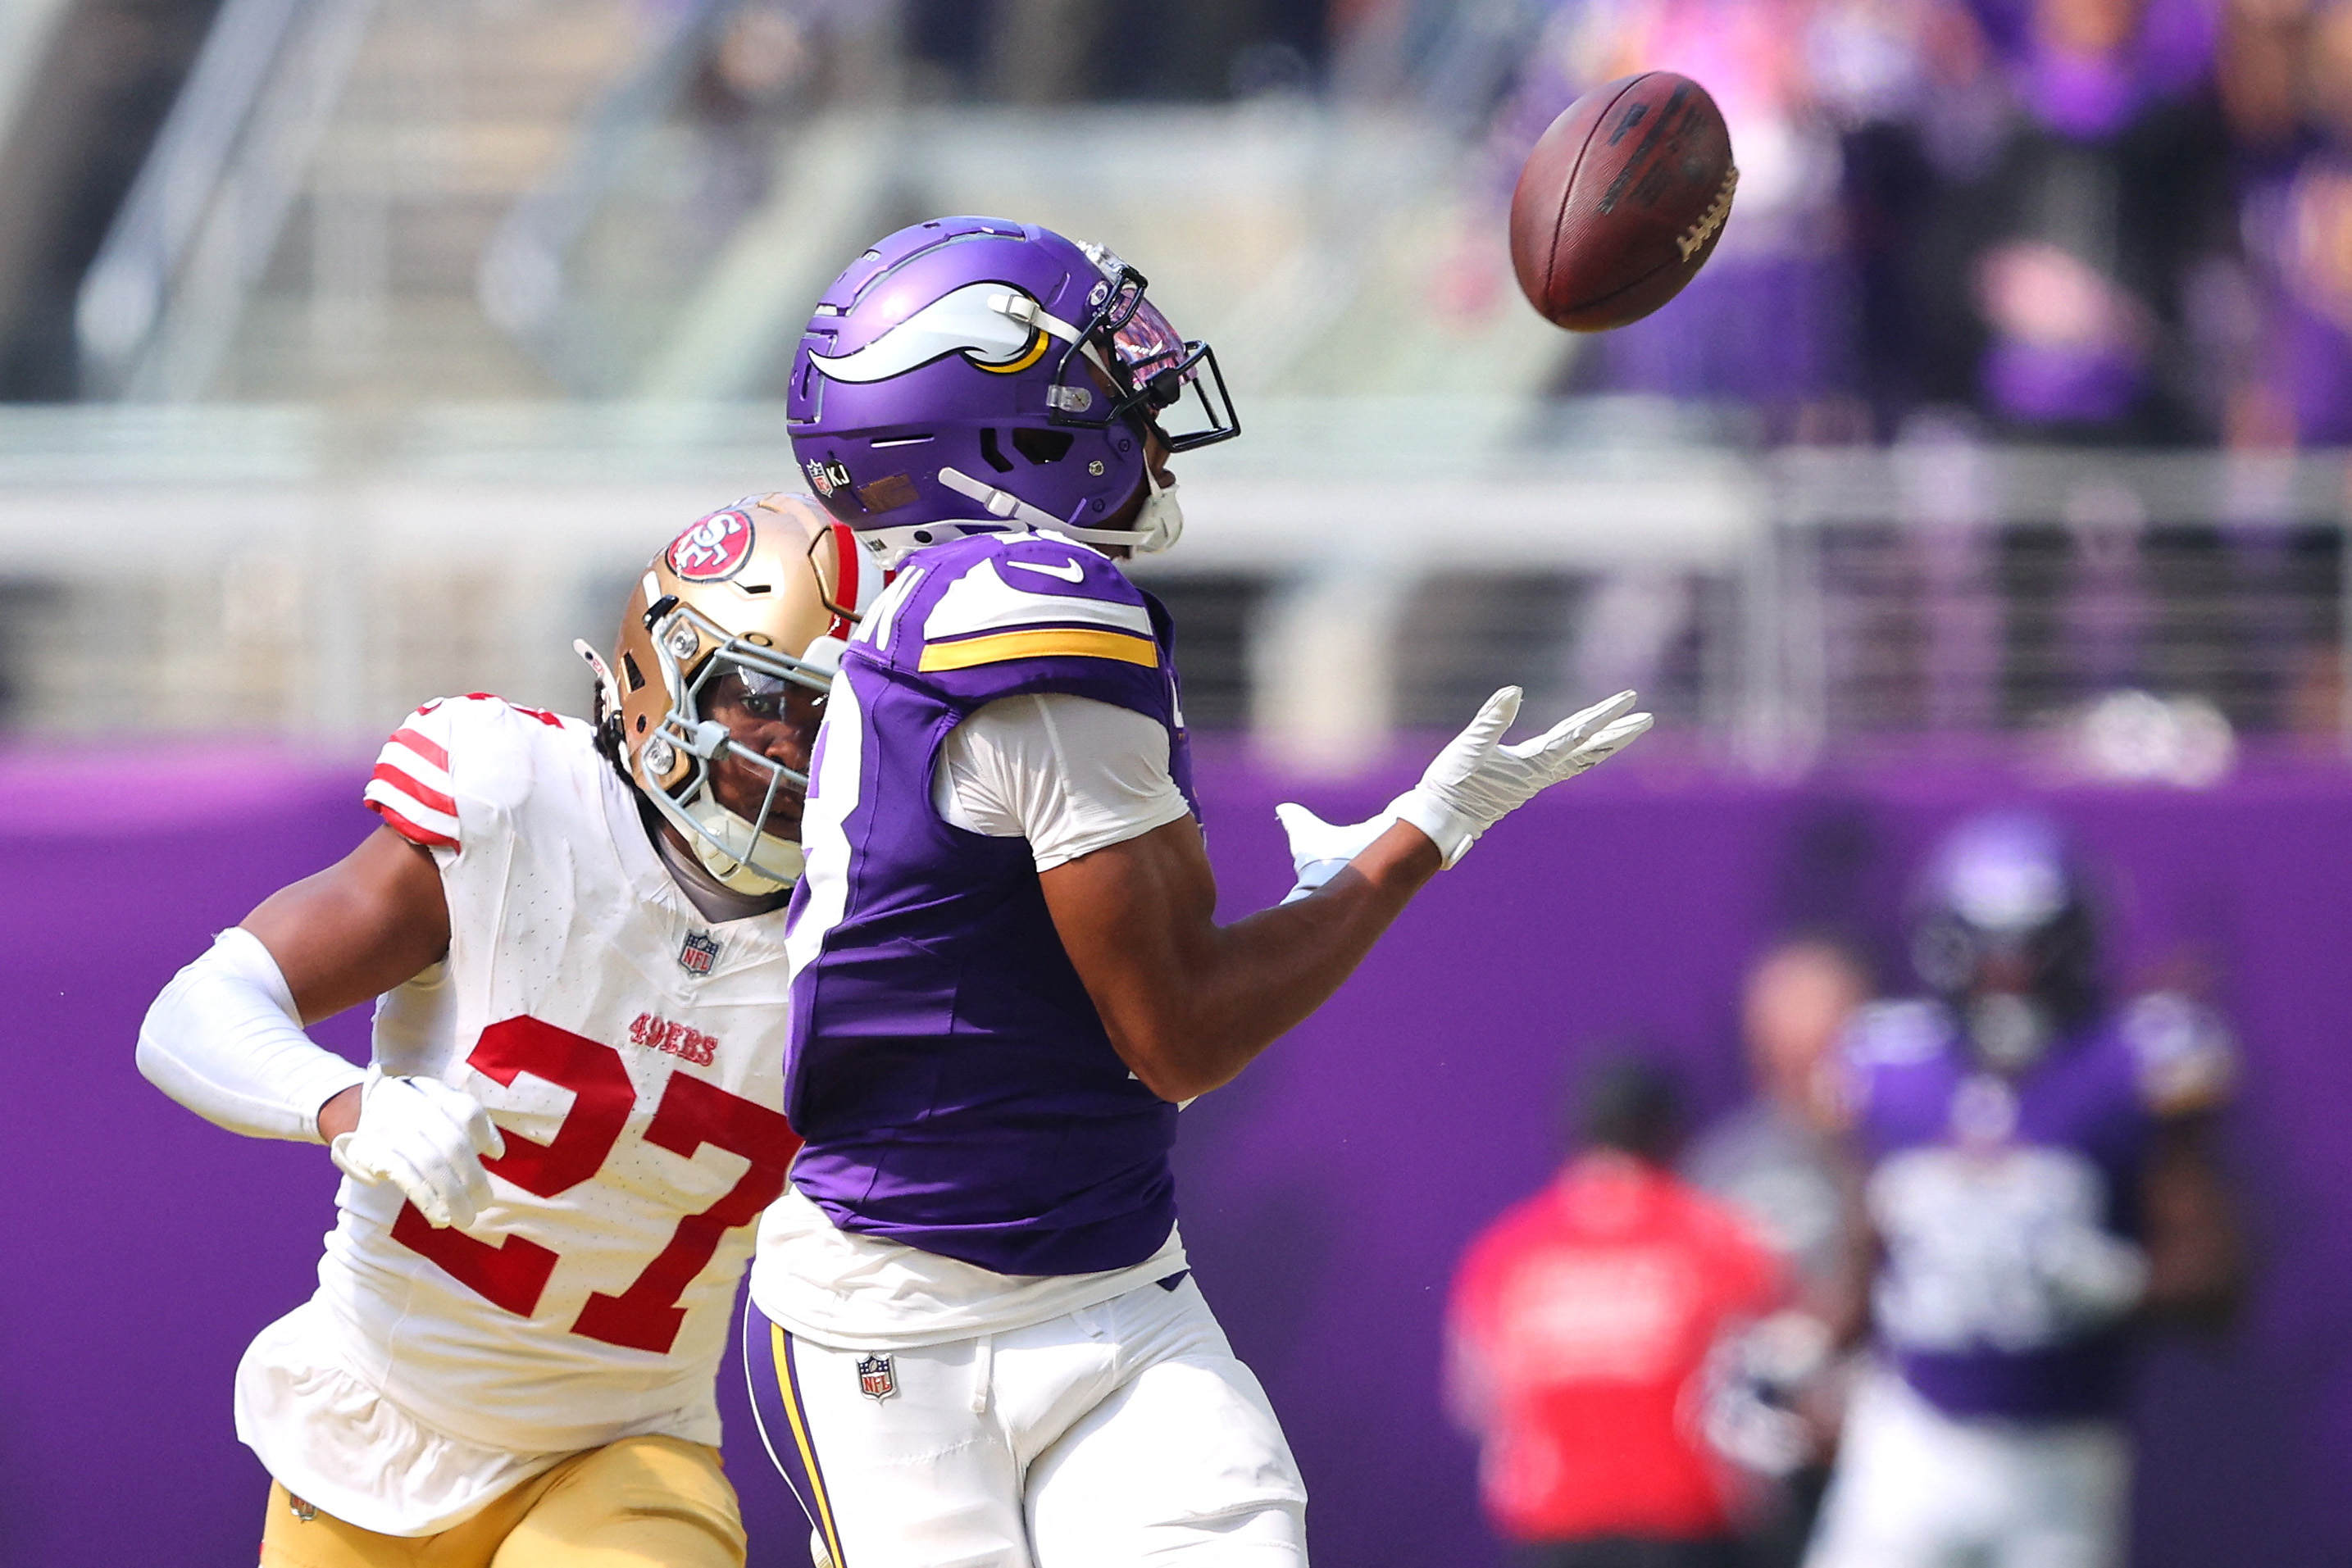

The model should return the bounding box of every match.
[781,533,1196,1276]
[1845,995,2230,1421]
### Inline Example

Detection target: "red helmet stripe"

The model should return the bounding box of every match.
[832,522,861,611]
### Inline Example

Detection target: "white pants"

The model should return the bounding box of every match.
[746,1274,1309,1568]
[1804,1369,2129,1568]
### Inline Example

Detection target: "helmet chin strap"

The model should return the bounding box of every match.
[1061,462,1183,554]
[935,463,1182,557]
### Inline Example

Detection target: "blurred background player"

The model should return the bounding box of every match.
[742,214,1653,1567]
[134,495,872,1568]
[1447,1055,1785,1568]
[1686,936,1875,1311]
[1683,937,1877,1566]
[1804,811,2245,1568]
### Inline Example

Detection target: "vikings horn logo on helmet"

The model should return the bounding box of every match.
[786,217,1240,570]
[808,283,1057,385]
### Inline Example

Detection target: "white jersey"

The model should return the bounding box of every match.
[239,694,799,1533]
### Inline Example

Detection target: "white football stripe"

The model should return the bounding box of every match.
[810,283,1035,385]
[924,558,1153,643]
[377,739,453,793]
[364,779,458,839]
[861,563,926,656]
[786,673,865,982]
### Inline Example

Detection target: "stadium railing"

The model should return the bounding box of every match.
[0,402,2341,783]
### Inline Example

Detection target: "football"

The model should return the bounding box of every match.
[1508,71,1737,333]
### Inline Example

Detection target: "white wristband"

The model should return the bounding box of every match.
[1388,786,1484,870]
[1389,688,1652,870]
[136,928,367,1143]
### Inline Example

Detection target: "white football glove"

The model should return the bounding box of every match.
[329,1065,507,1229]
[1393,687,1652,867]
[1274,802,1400,903]
[1272,689,1651,894]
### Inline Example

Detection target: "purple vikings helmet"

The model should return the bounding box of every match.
[786,216,1239,569]
[1910,811,2101,1073]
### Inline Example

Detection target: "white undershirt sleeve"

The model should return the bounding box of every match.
[931,693,1193,871]
[136,926,369,1143]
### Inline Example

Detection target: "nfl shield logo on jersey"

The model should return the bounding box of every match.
[678,929,721,976]
[857,1354,897,1401]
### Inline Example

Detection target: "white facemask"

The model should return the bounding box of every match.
[682,793,805,893]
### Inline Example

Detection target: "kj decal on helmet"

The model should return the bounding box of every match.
[786,216,1240,570]
[576,493,879,894]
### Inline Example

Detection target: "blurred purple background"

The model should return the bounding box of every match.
[5,741,2349,1566]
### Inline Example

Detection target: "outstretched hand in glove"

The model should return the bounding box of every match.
[1278,687,1652,901]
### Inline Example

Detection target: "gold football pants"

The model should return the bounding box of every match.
[260,1435,746,1568]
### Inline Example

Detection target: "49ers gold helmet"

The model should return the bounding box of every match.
[580,492,880,893]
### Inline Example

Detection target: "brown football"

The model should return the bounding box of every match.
[1509,71,1737,333]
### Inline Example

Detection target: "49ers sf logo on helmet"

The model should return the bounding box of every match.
[666,508,755,582]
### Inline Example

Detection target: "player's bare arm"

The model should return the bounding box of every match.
[1047,686,1649,1102]
[240,827,451,1139]
[2138,1111,2245,1330]
[244,829,453,1022]
[1044,815,1440,1102]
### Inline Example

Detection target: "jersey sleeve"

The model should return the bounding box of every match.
[933,693,1193,870]
[2119,991,2237,1116]
[362,693,575,852]
[879,536,1174,724]
[365,700,462,848]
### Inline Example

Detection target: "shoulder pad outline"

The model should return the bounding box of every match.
[911,538,1157,674]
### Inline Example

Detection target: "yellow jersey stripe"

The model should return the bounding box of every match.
[918,625,1159,672]
[775,1324,848,1568]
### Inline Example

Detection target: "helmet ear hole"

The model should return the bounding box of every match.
[1012,429,1074,465]
[978,428,1016,474]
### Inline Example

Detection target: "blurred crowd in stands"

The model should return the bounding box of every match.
[1455,0,2352,448]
